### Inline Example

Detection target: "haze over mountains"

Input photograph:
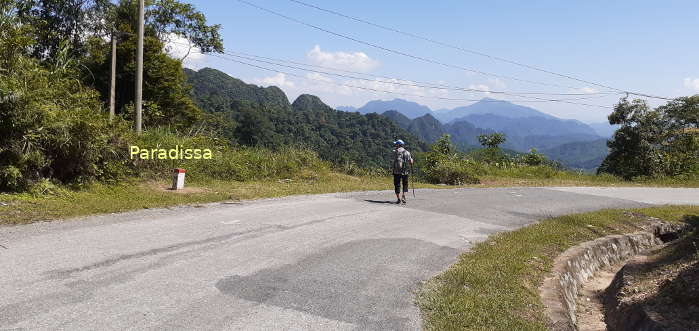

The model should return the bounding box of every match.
[340,98,614,170]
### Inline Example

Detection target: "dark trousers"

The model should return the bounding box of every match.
[393,174,409,194]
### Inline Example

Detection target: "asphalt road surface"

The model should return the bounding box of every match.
[1,187,698,330]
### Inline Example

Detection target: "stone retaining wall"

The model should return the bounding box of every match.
[539,219,683,331]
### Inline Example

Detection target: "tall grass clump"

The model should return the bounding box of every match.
[130,128,330,181]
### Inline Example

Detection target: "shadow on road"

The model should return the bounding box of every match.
[364,200,397,204]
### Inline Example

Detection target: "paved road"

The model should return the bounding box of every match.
[1,187,697,330]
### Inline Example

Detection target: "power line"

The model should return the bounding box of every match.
[235,0,588,91]
[217,51,619,103]
[224,49,617,96]
[167,38,617,107]
[167,39,616,98]
[286,0,675,101]
[200,52,613,109]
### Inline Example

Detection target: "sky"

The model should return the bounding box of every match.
[172,0,699,123]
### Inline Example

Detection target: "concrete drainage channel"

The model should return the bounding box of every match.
[540,215,689,331]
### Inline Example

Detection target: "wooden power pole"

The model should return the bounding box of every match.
[135,0,144,133]
[109,33,117,121]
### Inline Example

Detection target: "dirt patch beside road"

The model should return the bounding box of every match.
[604,221,699,331]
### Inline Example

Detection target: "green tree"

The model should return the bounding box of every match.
[478,133,506,149]
[233,103,278,147]
[598,97,698,179]
[0,0,34,67]
[15,0,107,60]
[431,134,456,156]
[82,0,223,129]
[476,132,509,164]
[17,0,222,60]
[15,0,223,129]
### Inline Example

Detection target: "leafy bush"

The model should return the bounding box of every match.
[469,147,511,164]
[0,51,131,192]
[423,158,480,185]
[419,135,480,185]
[520,148,546,166]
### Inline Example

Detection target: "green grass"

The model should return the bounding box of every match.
[478,165,699,187]
[416,205,699,331]
[0,173,448,225]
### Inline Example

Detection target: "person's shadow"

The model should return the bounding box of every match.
[364,199,397,204]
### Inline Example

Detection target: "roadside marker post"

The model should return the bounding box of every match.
[172,168,186,190]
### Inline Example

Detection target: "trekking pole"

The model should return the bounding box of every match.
[411,163,416,198]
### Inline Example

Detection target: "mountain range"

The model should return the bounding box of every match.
[185,68,426,168]
[340,98,613,170]
[184,68,612,171]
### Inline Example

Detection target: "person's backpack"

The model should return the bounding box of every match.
[393,149,406,173]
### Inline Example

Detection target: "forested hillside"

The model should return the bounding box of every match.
[540,139,609,171]
[186,68,291,112]
[185,68,427,168]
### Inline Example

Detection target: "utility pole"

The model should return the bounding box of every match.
[135,0,144,133]
[109,32,117,121]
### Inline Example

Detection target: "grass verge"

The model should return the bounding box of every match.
[0,173,444,225]
[416,205,699,331]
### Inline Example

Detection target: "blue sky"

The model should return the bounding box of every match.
[176,0,699,123]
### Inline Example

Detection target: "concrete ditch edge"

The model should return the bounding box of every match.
[539,217,684,331]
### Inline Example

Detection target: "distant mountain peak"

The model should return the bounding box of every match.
[292,94,333,112]
[349,99,432,119]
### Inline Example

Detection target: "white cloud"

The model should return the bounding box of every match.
[307,45,380,73]
[255,73,295,88]
[577,87,599,94]
[468,84,491,93]
[164,33,205,69]
[684,77,699,92]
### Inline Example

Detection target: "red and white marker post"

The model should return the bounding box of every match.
[172,168,186,190]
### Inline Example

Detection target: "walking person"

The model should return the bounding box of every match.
[392,139,414,204]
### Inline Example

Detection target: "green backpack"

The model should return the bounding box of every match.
[393,149,407,173]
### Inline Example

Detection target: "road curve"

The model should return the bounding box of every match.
[1,187,697,330]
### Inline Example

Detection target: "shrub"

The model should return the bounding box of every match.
[470,147,512,164]
[128,128,331,181]
[0,52,130,192]
[418,135,481,185]
[520,148,546,166]
[423,158,480,185]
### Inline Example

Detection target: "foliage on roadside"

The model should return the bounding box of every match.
[0,7,131,191]
[418,134,571,185]
[419,135,480,185]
